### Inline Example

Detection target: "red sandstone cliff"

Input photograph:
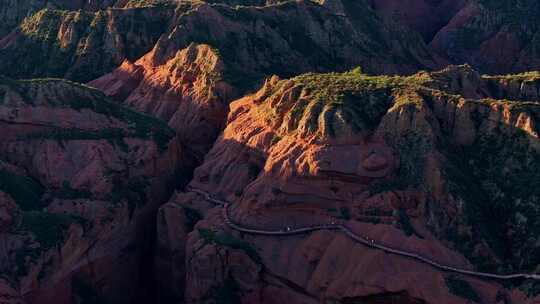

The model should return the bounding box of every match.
[159,66,540,303]
[0,77,182,304]
[2,1,540,303]
[89,0,441,170]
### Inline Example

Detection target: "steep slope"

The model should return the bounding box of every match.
[90,43,237,165]
[6,0,540,82]
[90,0,440,165]
[158,65,540,303]
[0,76,182,304]
[348,0,540,74]
[429,0,540,74]
[368,0,468,42]
[5,1,540,303]
[78,0,540,82]
[0,5,174,82]
[0,0,175,37]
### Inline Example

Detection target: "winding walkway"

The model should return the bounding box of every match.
[187,187,540,281]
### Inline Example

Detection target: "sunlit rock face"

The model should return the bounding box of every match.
[0,4,174,82]
[0,0,178,39]
[3,1,540,303]
[159,66,540,304]
[89,0,441,173]
[228,136,398,228]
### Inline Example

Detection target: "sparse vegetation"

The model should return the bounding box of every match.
[210,276,241,304]
[198,228,261,264]
[261,71,401,137]
[3,0,540,300]
[394,209,420,238]
[0,170,44,211]
[370,131,431,195]
[108,177,150,217]
[0,5,172,82]
[21,128,129,150]
[339,207,351,220]
[270,134,282,145]
[247,162,262,178]
[445,276,480,302]
[18,211,84,250]
[4,78,175,152]
[55,181,92,200]
[182,206,203,230]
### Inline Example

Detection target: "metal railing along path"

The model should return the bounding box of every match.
[186,186,540,281]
